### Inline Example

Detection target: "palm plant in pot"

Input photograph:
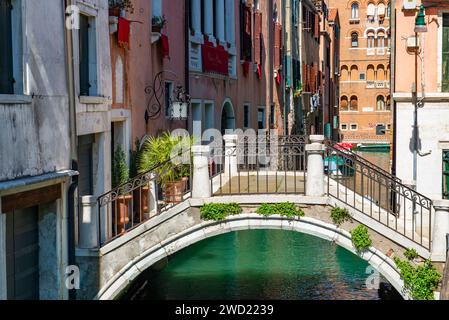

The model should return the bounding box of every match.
[112,145,131,233]
[137,132,192,204]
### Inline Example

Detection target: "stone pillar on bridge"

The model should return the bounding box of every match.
[224,134,238,178]
[306,135,325,197]
[431,199,449,262]
[192,145,212,199]
[78,196,99,249]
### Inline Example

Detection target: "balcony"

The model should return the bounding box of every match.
[367,48,375,56]
[366,81,375,89]
[377,48,386,55]
[376,81,386,89]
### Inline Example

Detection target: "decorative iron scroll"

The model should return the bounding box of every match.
[144,70,190,122]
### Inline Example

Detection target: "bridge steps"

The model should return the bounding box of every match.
[328,177,431,258]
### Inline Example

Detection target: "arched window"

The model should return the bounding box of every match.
[377,64,385,81]
[377,31,385,48]
[378,3,386,18]
[367,30,375,48]
[341,65,349,81]
[340,96,349,111]
[350,95,358,111]
[367,3,376,17]
[367,64,375,81]
[376,96,385,111]
[351,32,359,47]
[350,65,359,81]
[351,2,359,19]
[386,95,391,110]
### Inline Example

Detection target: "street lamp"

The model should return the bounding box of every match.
[412,4,427,190]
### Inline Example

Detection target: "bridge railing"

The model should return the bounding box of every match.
[95,149,192,247]
[324,139,400,183]
[324,144,432,250]
[208,135,308,195]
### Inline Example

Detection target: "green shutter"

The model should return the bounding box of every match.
[79,15,90,96]
[0,0,13,94]
[442,14,449,92]
[443,151,449,199]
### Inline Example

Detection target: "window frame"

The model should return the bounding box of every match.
[350,123,358,131]
[351,32,359,47]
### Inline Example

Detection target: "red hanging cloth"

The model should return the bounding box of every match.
[276,70,281,85]
[160,34,170,58]
[256,63,262,79]
[118,17,130,49]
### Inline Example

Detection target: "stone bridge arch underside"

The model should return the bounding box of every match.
[76,199,409,301]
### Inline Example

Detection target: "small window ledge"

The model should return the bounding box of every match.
[79,96,112,105]
[0,94,32,105]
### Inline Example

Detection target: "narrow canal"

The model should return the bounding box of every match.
[119,230,401,300]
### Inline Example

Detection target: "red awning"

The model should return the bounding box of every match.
[118,17,130,49]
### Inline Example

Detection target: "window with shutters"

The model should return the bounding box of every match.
[240,2,252,61]
[443,14,449,92]
[0,0,22,95]
[79,14,98,96]
[274,22,282,70]
[254,11,262,65]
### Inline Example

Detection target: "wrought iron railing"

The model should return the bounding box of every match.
[325,144,432,250]
[324,139,400,183]
[96,150,192,247]
[209,135,308,195]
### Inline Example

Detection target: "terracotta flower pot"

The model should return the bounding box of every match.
[116,194,132,234]
[133,186,150,223]
[164,177,188,203]
[109,7,121,17]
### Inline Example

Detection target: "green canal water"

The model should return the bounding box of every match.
[120,230,402,300]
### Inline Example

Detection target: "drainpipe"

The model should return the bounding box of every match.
[185,0,190,132]
[390,2,397,176]
[64,0,78,300]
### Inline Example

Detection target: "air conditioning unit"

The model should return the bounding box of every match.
[403,0,417,10]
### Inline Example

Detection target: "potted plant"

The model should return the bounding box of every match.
[112,145,131,233]
[137,132,192,204]
[152,15,167,33]
[109,0,134,17]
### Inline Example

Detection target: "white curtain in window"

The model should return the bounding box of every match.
[367,3,376,16]
[378,3,386,16]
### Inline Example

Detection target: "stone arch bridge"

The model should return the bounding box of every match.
[75,135,449,300]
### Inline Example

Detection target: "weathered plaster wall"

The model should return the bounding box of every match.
[0,0,71,182]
